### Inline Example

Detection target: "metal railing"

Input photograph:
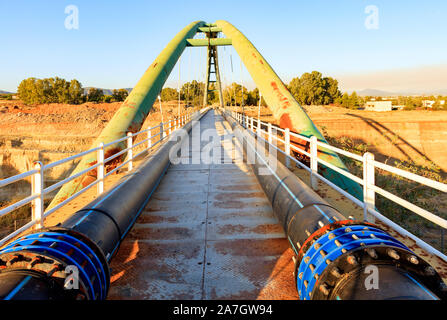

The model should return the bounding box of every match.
[226,108,447,262]
[0,110,199,246]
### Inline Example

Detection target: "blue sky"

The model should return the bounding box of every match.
[1,0,446,93]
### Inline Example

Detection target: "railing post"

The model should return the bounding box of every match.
[168,120,172,136]
[250,117,254,130]
[97,142,104,195]
[257,117,261,136]
[147,129,152,150]
[363,152,376,223]
[268,123,273,145]
[285,128,290,168]
[127,132,133,171]
[160,122,165,139]
[31,161,44,229]
[310,136,318,190]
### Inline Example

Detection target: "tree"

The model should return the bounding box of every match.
[87,88,104,102]
[350,91,359,108]
[223,82,249,106]
[337,92,360,109]
[160,87,179,102]
[18,77,84,105]
[18,78,38,105]
[102,95,113,103]
[52,77,70,103]
[288,71,341,105]
[68,79,83,104]
[339,92,351,108]
[112,89,129,102]
[180,80,205,106]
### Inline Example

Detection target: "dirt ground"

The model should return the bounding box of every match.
[0,99,187,137]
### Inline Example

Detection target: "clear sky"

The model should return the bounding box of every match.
[0,0,446,93]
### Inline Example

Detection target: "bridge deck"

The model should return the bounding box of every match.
[107,110,298,299]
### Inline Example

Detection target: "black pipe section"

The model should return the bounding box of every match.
[0,109,209,300]
[221,109,447,300]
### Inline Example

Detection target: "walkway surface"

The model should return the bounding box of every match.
[107,110,298,299]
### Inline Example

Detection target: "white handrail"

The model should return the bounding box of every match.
[0,109,200,246]
[227,109,447,261]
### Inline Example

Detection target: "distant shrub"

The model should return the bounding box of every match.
[112,89,128,102]
[17,77,83,105]
[86,88,104,102]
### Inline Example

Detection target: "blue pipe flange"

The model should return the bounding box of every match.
[0,231,108,300]
[296,224,446,300]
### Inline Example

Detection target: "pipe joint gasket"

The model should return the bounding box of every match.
[0,230,108,300]
[296,224,409,300]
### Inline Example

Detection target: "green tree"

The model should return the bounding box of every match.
[52,77,70,103]
[17,78,37,104]
[350,91,359,108]
[18,77,84,105]
[288,71,341,105]
[87,88,104,102]
[160,87,179,102]
[339,92,351,108]
[68,79,83,104]
[180,80,205,106]
[102,95,113,103]
[223,82,249,106]
[112,89,129,102]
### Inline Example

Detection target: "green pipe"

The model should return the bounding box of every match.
[214,20,363,200]
[48,20,206,209]
[186,38,232,47]
[49,19,362,212]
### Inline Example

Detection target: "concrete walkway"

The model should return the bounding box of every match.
[108,110,298,299]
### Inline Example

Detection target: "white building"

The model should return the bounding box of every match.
[365,100,393,111]
[422,100,435,108]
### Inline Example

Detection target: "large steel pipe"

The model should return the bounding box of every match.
[0,110,208,300]
[221,109,446,300]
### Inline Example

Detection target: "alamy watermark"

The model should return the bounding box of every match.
[365,5,379,30]
[364,265,379,290]
[64,265,79,290]
[64,5,79,30]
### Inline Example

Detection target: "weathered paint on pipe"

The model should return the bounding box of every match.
[48,20,206,210]
[214,20,363,200]
[186,38,232,47]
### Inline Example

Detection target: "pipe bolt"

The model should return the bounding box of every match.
[387,249,400,260]
[366,248,378,259]
[331,267,342,278]
[347,255,357,265]
[319,283,330,296]
[408,255,419,265]
[425,266,436,276]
